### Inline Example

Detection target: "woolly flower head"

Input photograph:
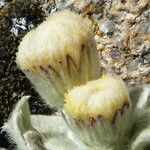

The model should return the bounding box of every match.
[64,74,130,122]
[16,10,100,108]
[63,75,132,148]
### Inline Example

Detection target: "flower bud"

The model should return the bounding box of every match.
[16,11,100,108]
[63,75,133,149]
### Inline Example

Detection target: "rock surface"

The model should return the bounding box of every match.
[0,0,150,149]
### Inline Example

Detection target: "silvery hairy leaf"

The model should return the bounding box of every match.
[3,85,150,150]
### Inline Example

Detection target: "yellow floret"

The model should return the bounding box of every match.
[64,74,129,121]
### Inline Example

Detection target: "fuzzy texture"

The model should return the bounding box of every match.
[64,74,130,121]
[62,107,133,149]
[16,11,93,72]
[3,97,90,150]
[2,96,33,150]
[3,85,150,150]
[63,75,133,149]
[16,10,100,108]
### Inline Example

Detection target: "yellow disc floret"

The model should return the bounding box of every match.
[64,74,130,122]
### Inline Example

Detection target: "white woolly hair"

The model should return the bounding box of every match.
[15,10,100,107]
[64,75,130,121]
[16,10,94,72]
